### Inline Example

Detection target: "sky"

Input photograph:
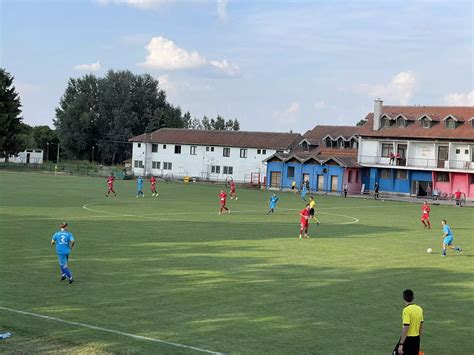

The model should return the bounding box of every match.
[1,0,473,133]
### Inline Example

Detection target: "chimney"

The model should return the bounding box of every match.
[373,98,383,131]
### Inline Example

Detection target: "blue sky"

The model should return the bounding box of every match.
[1,0,472,133]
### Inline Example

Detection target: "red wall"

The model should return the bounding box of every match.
[433,172,474,199]
[343,168,362,193]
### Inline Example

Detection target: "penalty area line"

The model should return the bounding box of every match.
[0,306,223,355]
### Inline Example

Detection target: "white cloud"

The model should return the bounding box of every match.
[96,0,173,10]
[138,36,240,77]
[360,71,417,105]
[73,60,101,72]
[217,0,228,20]
[273,102,300,126]
[209,59,240,77]
[314,100,326,110]
[443,90,474,105]
[139,37,206,70]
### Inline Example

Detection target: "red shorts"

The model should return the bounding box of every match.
[300,221,309,228]
[220,201,226,206]
[231,189,235,193]
[421,214,429,221]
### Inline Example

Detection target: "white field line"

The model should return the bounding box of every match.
[0,306,223,354]
[82,202,360,224]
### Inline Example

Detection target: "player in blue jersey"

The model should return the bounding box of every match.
[267,193,279,214]
[440,219,462,257]
[136,176,144,197]
[51,222,75,284]
[300,183,307,201]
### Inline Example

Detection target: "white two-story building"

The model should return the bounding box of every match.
[357,99,474,198]
[129,128,301,183]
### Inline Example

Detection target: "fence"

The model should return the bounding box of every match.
[0,161,130,179]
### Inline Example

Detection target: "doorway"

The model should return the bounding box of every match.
[270,171,281,188]
[317,175,324,191]
[330,175,339,192]
[437,146,449,168]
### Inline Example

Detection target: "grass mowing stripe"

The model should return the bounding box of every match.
[0,306,223,354]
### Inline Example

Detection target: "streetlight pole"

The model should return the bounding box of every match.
[56,143,60,164]
[92,146,95,163]
[46,142,49,162]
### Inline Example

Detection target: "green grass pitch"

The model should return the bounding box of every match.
[0,171,473,354]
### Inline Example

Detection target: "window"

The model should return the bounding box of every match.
[163,162,172,170]
[257,149,261,154]
[382,118,391,127]
[134,160,144,168]
[206,147,210,151]
[422,118,431,128]
[325,137,332,148]
[152,161,161,169]
[223,166,233,175]
[262,149,266,154]
[302,141,309,151]
[152,144,158,153]
[348,170,352,183]
[355,171,359,182]
[380,169,391,179]
[381,143,394,157]
[163,144,167,149]
[456,149,461,154]
[471,120,474,129]
[352,139,358,149]
[446,118,456,129]
[223,147,230,157]
[206,146,214,152]
[465,149,469,154]
[287,166,295,179]
[240,149,248,158]
[395,170,407,179]
[397,118,406,128]
[436,172,449,182]
[137,143,141,148]
[174,145,181,154]
[211,165,220,174]
[276,150,284,154]
[190,146,197,155]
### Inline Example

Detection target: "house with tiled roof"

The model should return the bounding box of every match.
[264,125,362,193]
[128,128,302,183]
[358,99,474,198]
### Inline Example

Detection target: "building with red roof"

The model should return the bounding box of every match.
[358,99,474,198]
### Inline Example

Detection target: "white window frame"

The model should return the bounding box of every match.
[240,148,248,158]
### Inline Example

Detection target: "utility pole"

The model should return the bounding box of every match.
[56,143,60,163]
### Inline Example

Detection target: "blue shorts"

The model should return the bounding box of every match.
[57,254,69,266]
[443,236,454,246]
[269,204,276,209]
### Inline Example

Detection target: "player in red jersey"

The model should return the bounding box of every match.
[299,204,311,239]
[421,201,431,229]
[230,180,238,200]
[218,190,230,214]
[454,189,463,207]
[106,175,116,197]
[150,176,158,197]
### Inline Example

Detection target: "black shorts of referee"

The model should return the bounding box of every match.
[310,208,315,216]
[393,336,420,355]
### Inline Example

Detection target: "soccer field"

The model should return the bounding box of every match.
[0,171,473,354]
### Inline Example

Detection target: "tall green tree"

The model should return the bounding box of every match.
[55,70,184,164]
[0,69,24,161]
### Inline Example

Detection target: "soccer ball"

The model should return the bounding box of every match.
[427,248,433,254]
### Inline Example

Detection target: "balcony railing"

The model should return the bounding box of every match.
[359,155,474,171]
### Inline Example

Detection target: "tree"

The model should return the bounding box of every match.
[356,119,367,127]
[0,69,24,161]
[55,70,184,164]
[232,118,240,131]
[31,125,59,160]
